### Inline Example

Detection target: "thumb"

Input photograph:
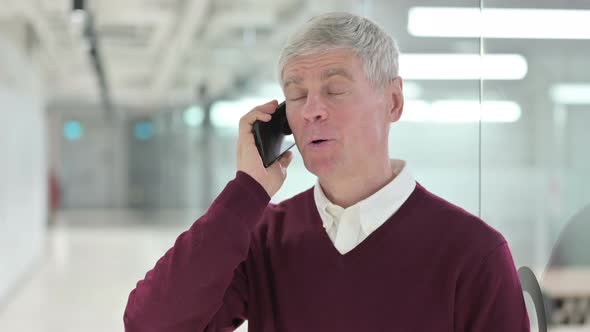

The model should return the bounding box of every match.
[278,151,294,169]
[269,151,293,176]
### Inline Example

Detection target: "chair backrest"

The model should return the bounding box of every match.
[518,266,547,332]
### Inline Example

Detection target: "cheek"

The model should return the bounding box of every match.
[286,112,303,142]
[346,109,388,149]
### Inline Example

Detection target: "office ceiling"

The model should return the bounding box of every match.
[1,0,589,113]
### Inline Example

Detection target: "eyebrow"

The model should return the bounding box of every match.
[320,68,355,82]
[283,68,355,89]
[283,76,303,89]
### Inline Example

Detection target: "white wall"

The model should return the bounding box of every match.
[0,36,47,304]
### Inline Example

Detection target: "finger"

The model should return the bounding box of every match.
[277,151,294,169]
[268,151,290,171]
[258,99,279,111]
[246,110,274,124]
[238,100,279,132]
[251,100,279,115]
[238,110,273,136]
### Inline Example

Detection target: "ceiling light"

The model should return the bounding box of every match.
[399,54,527,80]
[550,84,590,105]
[401,81,422,99]
[408,7,590,39]
[402,100,521,123]
[211,98,269,128]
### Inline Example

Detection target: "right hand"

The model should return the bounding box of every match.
[237,100,294,198]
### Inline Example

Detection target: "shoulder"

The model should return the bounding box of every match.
[253,187,315,237]
[265,187,313,218]
[411,183,507,259]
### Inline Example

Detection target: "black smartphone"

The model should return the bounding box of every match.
[252,101,296,168]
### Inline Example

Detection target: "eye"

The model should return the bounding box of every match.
[325,83,350,96]
[327,90,348,97]
[285,88,307,102]
[288,95,307,102]
[328,91,346,95]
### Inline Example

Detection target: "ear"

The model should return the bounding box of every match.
[387,77,404,123]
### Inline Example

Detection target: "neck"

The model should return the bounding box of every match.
[318,158,396,209]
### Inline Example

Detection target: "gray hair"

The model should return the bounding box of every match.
[278,12,400,88]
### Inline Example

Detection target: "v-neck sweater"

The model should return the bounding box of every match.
[124,171,530,332]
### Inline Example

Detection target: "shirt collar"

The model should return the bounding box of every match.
[314,180,339,230]
[313,159,416,233]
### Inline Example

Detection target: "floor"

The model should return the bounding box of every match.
[0,209,247,332]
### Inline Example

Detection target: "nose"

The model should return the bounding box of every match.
[301,94,328,123]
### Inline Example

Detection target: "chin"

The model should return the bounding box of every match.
[302,155,338,178]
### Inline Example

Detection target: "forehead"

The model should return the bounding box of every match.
[281,49,363,84]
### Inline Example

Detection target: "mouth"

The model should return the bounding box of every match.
[311,139,329,145]
[308,139,333,147]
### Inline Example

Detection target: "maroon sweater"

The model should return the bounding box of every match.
[124,171,530,331]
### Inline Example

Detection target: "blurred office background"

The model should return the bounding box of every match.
[1,0,589,331]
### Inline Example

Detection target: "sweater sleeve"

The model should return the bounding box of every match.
[124,171,269,332]
[454,242,531,332]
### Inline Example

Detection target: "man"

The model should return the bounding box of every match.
[124,12,530,331]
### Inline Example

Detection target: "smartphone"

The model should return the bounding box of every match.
[252,101,296,168]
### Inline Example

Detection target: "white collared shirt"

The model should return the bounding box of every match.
[313,159,416,255]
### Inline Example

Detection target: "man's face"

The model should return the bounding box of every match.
[282,49,403,178]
